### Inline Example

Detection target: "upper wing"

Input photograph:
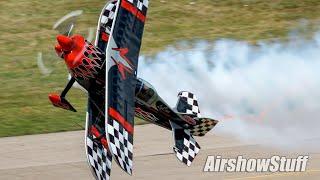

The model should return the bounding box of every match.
[105,0,149,175]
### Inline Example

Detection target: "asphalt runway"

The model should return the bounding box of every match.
[0,124,319,180]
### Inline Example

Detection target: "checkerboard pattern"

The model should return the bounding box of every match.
[126,0,149,14]
[176,91,201,118]
[171,121,201,166]
[86,137,112,180]
[107,119,133,175]
[100,0,118,33]
[189,118,219,137]
[173,129,201,166]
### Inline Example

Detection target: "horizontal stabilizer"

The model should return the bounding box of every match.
[170,121,201,166]
[189,118,218,137]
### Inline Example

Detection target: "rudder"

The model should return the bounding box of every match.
[175,91,201,118]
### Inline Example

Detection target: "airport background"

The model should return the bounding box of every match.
[1,1,320,179]
[1,0,320,137]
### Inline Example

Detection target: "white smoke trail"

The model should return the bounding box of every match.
[138,33,320,149]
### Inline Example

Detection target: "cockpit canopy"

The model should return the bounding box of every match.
[135,78,157,102]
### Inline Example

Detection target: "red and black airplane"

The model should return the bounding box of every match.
[49,0,218,179]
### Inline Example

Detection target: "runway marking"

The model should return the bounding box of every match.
[227,169,320,180]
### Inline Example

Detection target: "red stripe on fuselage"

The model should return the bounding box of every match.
[121,0,146,22]
[108,107,134,134]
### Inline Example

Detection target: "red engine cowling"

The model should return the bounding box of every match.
[49,35,106,112]
[55,35,105,81]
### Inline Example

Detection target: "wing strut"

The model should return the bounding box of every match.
[61,77,76,97]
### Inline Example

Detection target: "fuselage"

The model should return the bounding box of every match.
[69,59,192,131]
[58,35,191,131]
[134,78,192,130]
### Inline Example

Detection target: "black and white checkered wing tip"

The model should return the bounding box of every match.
[170,121,201,167]
[107,118,134,175]
[189,118,219,137]
[127,0,149,14]
[86,137,113,180]
[176,91,201,118]
[100,0,118,33]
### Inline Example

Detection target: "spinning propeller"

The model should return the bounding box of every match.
[48,14,85,112]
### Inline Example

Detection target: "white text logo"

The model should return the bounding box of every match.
[203,155,309,172]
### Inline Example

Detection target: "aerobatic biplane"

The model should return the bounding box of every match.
[49,0,218,179]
